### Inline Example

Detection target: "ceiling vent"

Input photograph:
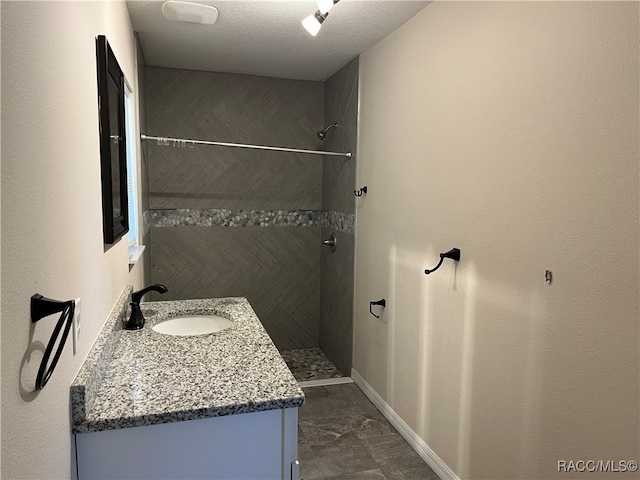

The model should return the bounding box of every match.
[162,1,219,25]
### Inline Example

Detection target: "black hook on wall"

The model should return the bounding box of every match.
[354,186,367,197]
[424,248,461,275]
[31,294,76,390]
[369,298,386,318]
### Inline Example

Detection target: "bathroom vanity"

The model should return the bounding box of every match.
[71,289,303,479]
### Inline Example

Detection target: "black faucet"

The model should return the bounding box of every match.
[124,284,168,330]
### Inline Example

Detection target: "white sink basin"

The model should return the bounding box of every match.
[152,315,233,336]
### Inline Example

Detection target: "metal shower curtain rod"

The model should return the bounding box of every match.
[140,134,352,159]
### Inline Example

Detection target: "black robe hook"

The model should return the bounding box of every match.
[424,248,461,275]
[354,186,368,197]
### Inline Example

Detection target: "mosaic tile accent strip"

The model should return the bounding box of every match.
[71,297,304,434]
[326,211,355,235]
[150,208,325,228]
[70,286,131,429]
[149,208,355,234]
[142,209,152,238]
[280,347,345,382]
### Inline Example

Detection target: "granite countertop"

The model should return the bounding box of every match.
[71,295,304,434]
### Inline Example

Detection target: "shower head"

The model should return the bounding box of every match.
[316,122,338,141]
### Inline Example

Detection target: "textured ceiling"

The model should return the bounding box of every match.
[126,0,429,81]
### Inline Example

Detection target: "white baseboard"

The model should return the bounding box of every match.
[351,368,460,480]
[298,376,354,388]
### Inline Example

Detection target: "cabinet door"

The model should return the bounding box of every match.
[283,408,299,480]
[76,408,294,479]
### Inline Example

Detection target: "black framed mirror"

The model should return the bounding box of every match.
[96,35,128,245]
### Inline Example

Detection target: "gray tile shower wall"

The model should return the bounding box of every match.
[320,58,359,375]
[146,67,324,210]
[150,226,320,350]
[323,57,359,215]
[146,67,324,350]
[320,227,355,375]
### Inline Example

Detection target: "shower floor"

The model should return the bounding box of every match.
[280,347,345,382]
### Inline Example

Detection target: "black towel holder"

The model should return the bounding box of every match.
[30,294,75,390]
[369,298,386,318]
[424,248,461,275]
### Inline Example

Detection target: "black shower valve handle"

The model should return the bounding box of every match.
[369,298,386,318]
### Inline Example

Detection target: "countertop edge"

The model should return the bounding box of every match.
[73,395,305,434]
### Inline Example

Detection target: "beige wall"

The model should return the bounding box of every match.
[1,2,144,478]
[354,3,639,479]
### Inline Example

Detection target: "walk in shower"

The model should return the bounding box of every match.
[142,58,359,383]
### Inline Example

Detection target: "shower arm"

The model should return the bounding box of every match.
[322,123,338,135]
[317,122,338,141]
[141,134,351,159]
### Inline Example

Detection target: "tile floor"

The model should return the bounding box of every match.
[281,347,345,382]
[298,384,441,480]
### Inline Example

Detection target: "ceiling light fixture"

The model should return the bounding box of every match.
[162,1,219,25]
[302,0,340,36]
[317,0,339,14]
[302,11,327,36]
